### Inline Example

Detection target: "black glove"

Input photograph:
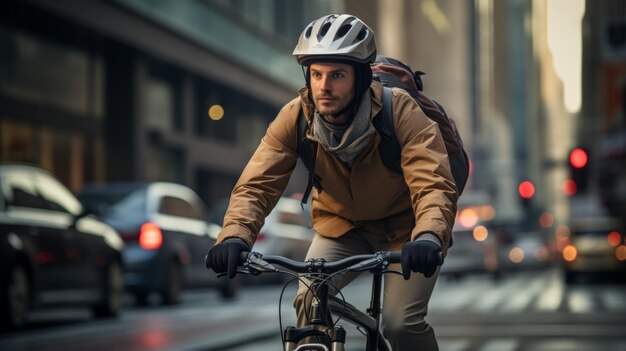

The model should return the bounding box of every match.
[401,239,442,280]
[205,238,249,279]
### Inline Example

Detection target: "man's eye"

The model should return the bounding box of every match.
[333,73,344,79]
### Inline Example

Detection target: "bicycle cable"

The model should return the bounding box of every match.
[277,272,302,345]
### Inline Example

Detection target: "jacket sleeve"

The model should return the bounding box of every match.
[392,89,458,249]
[216,98,301,248]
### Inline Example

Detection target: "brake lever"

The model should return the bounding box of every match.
[347,257,384,272]
[245,252,279,273]
[216,252,278,277]
[216,266,262,278]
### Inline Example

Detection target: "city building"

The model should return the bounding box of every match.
[579,0,626,221]
[0,0,337,207]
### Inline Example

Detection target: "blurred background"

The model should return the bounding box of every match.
[2,0,625,237]
[1,0,625,350]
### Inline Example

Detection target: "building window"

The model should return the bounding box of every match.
[143,62,183,132]
[0,119,103,191]
[194,76,277,147]
[144,145,184,183]
[0,27,103,117]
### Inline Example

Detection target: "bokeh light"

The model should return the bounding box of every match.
[539,212,555,228]
[459,208,479,228]
[569,148,588,168]
[616,245,626,262]
[607,231,621,247]
[509,247,524,263]
[555,225,571,238]
[562,245,577,262]
[563,179,577,196]
[208,104,224,120]
[478,205,496,221]
[473,225,489,241]
[518,181,535,199]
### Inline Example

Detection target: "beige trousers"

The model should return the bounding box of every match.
[293,230,440,351]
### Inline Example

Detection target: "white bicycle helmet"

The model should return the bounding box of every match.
[293,14,377,65]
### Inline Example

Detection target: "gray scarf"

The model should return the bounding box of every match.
[313,90,374,165]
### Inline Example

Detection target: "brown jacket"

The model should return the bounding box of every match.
[217,81,457,251]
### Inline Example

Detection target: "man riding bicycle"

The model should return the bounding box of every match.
[206,14,457,351]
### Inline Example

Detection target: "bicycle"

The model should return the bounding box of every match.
[231,250,443,351]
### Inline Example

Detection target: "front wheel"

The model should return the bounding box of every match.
[1,264,30,330]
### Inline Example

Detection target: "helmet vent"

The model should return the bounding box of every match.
[318,22,332,41]
[356,29,368,42]
[336,24,352,39]
[305,26,313,39]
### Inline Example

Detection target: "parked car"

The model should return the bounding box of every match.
[0,164,124,330]
[210,196,314,283]
[253,197,313,260]
[562,216,626,283]
[78,182,238,305]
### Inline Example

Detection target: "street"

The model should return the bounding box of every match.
[1,267,625,351]
[1,1,625,350]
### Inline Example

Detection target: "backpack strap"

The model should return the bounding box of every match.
[373,87,402,174]
[297,107,320,207]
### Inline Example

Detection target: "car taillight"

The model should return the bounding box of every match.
[616,245,626,261]
[139,222,163,250]
[607,231,621,247]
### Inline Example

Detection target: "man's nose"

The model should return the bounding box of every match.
[319,75,331,91]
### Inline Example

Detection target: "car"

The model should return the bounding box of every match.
[0,164,124,330]
[440,191,499,279]
[210,196,314,283]
[78,182,238,305]
[253,197,313,261]
[440,220,499,279]
[497,229,556,272]
[562,216,626,283]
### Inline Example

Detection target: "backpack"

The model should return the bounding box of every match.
[297,55,469,205]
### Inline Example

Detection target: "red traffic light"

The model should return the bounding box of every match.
[518,181,535,199]
[569,148,588,168]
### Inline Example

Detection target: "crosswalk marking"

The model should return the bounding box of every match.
[500,272,547,311]
[469,286,507,311]
[427,268,626,314]
[601,288,626,311]
[568,289,595,313]
[430,279,486,311]
[479,339,518,351]
[438,340,471,351]
[534,271,564,311]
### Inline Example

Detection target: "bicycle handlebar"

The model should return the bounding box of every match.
[239,250,443,275]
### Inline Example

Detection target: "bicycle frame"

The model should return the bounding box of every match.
[282,272,390,351]
[234,251,442,351]
[327,271,391,351]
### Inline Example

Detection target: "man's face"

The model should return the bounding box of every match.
[310,62,355,123]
